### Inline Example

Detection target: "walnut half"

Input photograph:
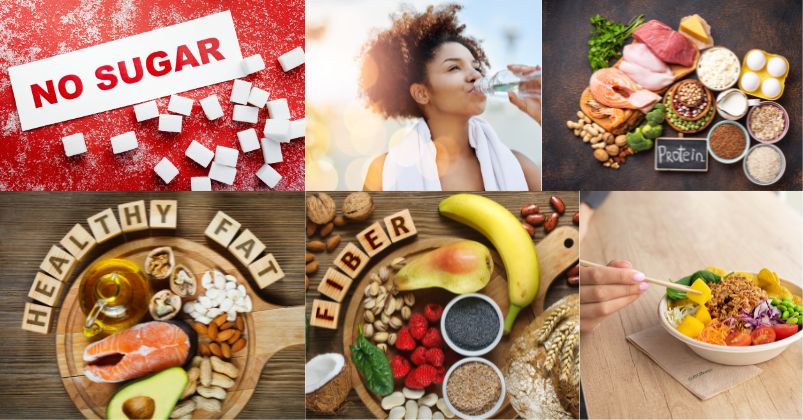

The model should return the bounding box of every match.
[145,247,175,280]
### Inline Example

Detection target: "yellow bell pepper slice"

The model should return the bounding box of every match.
[695,305,712,325]
[687,278,712,305]
[677,315,705,338]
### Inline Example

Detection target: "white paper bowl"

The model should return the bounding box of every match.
[658,295,803,365]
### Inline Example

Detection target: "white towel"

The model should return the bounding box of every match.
[381,117,528,191]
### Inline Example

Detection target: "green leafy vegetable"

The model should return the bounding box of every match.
[350,326,393,397]
[588,14,645,71]
[666,270,722,300]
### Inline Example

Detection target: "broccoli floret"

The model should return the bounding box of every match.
[641,123,663,139]
[626,129,653,152]
[653,103,666,112]
[646,108,665,125]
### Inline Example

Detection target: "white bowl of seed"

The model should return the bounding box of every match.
[442,357,506,419]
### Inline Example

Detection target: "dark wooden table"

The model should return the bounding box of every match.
[305,192,579,419]
[0,192,305,419]
[542,0,801,190]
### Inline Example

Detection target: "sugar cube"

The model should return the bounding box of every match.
[278,47,305,72]
[256,164,282,188]
[215,145,239,167]
[154,157,179,184]
[243,54,266,75]
[168,95,193,116]
[62,133,86,157]
[247,87,270,108]
[261,138,283,164]
[267,99,290,120]
[263,119,290,143]
[232,105,259,124]
[200,95,224,120]
[133,101,159,122]
[237,129,261,153]
[231,79,252,105]
[289,117,306,141]
[209,162,237,185]
[185,140,214,167]
[158,114,182,133]
[110,131,138,154]
[191,176,212,191]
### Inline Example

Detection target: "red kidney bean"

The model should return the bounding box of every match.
[544,212,559,233]
[520,204,539,217]
[550,196,565,215]
[526,213,546,226]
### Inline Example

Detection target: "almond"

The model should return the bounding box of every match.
[231,338,246,352]
[235,315,244,331]
[306,219,317,237]
[208,322,219,341]
[209,342,222,357]
[221,342,231,359]
[306,240,325,253]
[217,329,236,343]
[319,222,334,238]
[213,314,227,327]
[326,235,341,253]
[306,261,319,274]
[305,252,315,263]
[333,215,347,227]
[199,343,211,357]
[191,322,207,335]
[227,330,242,344]
[219,321,236,331]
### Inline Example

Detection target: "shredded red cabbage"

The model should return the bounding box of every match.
[739,299,782,327]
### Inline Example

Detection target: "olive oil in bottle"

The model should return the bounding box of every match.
[79,258,152,339]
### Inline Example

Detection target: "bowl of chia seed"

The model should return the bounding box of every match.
[441,293,503,356]
[442,357,506,419]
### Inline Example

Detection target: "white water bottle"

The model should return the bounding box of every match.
[475,69,540,98]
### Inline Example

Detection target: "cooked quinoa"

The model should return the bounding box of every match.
[706,275,767,320]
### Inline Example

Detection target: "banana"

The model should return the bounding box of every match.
[438,193,539,333]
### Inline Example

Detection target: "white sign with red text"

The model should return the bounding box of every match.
[9,11,246,131]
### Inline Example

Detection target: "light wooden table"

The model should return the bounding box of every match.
[580,191,802,419]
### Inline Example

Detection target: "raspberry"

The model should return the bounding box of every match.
[390,355,411,379]
[409,312,429,340]
[434,365,446,384]
[421,327,443,348]
[404,364,437,389]
[425,348,445,367]
[424,304,443,323]
[410,346,427,366]
[395,327,416,351]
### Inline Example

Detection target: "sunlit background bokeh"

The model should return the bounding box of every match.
[305,0,542,190]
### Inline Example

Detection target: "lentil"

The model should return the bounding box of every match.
[444,297,500,351]
[709,123,745,159]
[446,362,501,416]
[749,104,785,141]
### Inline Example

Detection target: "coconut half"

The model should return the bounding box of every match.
[305,353,351,414]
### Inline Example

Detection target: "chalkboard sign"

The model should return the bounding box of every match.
[654,137,708,172]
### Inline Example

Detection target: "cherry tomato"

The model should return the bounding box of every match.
[771,324,799,341]
[750,326,776,345]
[725,331,752,346]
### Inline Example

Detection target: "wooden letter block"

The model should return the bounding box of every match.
[334,242,369,279]
[149,200,178,229]
[21,302,53,334]
[87,208,122,243]
[205,211,241,247]
[310,299,340,330]
[356,222,391,257]
[118,200,148,232]
[249,253,284,289]
[317,268,353,302]
[28,272,64,307]
[228,229,266,266]
[59,223,96,260]
[39,245,76,281]
[383,209,417,243]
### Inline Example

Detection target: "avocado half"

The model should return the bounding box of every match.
[106,367,188,420]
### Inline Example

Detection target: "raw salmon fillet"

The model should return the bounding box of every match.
[589,68,660,113]
[83,321,192,383]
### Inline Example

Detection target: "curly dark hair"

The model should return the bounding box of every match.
[358,3,489,119]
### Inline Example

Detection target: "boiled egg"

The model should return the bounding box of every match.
[741,72,760,92]
[761,78,781,98]
[746,50,766,70]
[766,57,787,77]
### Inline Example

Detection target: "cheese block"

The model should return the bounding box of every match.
[679,15,713,50]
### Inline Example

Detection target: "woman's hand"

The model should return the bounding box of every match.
[507,64,541,124]
[580,260,649,333]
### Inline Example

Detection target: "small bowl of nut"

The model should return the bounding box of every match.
[746,101,788,144]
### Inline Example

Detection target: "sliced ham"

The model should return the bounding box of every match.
[633,20,696,67]
[589,68,660,113]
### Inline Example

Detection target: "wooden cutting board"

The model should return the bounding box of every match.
[342,226,579,419]
[55,237,304,419]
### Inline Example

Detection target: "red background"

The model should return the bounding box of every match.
[0,0,304,191]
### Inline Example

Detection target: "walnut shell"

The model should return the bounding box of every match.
[170,264,197,298]
[306,193,336,225]
[145,247,175,280]
[149,289,182,321]
[342,192,374,221]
